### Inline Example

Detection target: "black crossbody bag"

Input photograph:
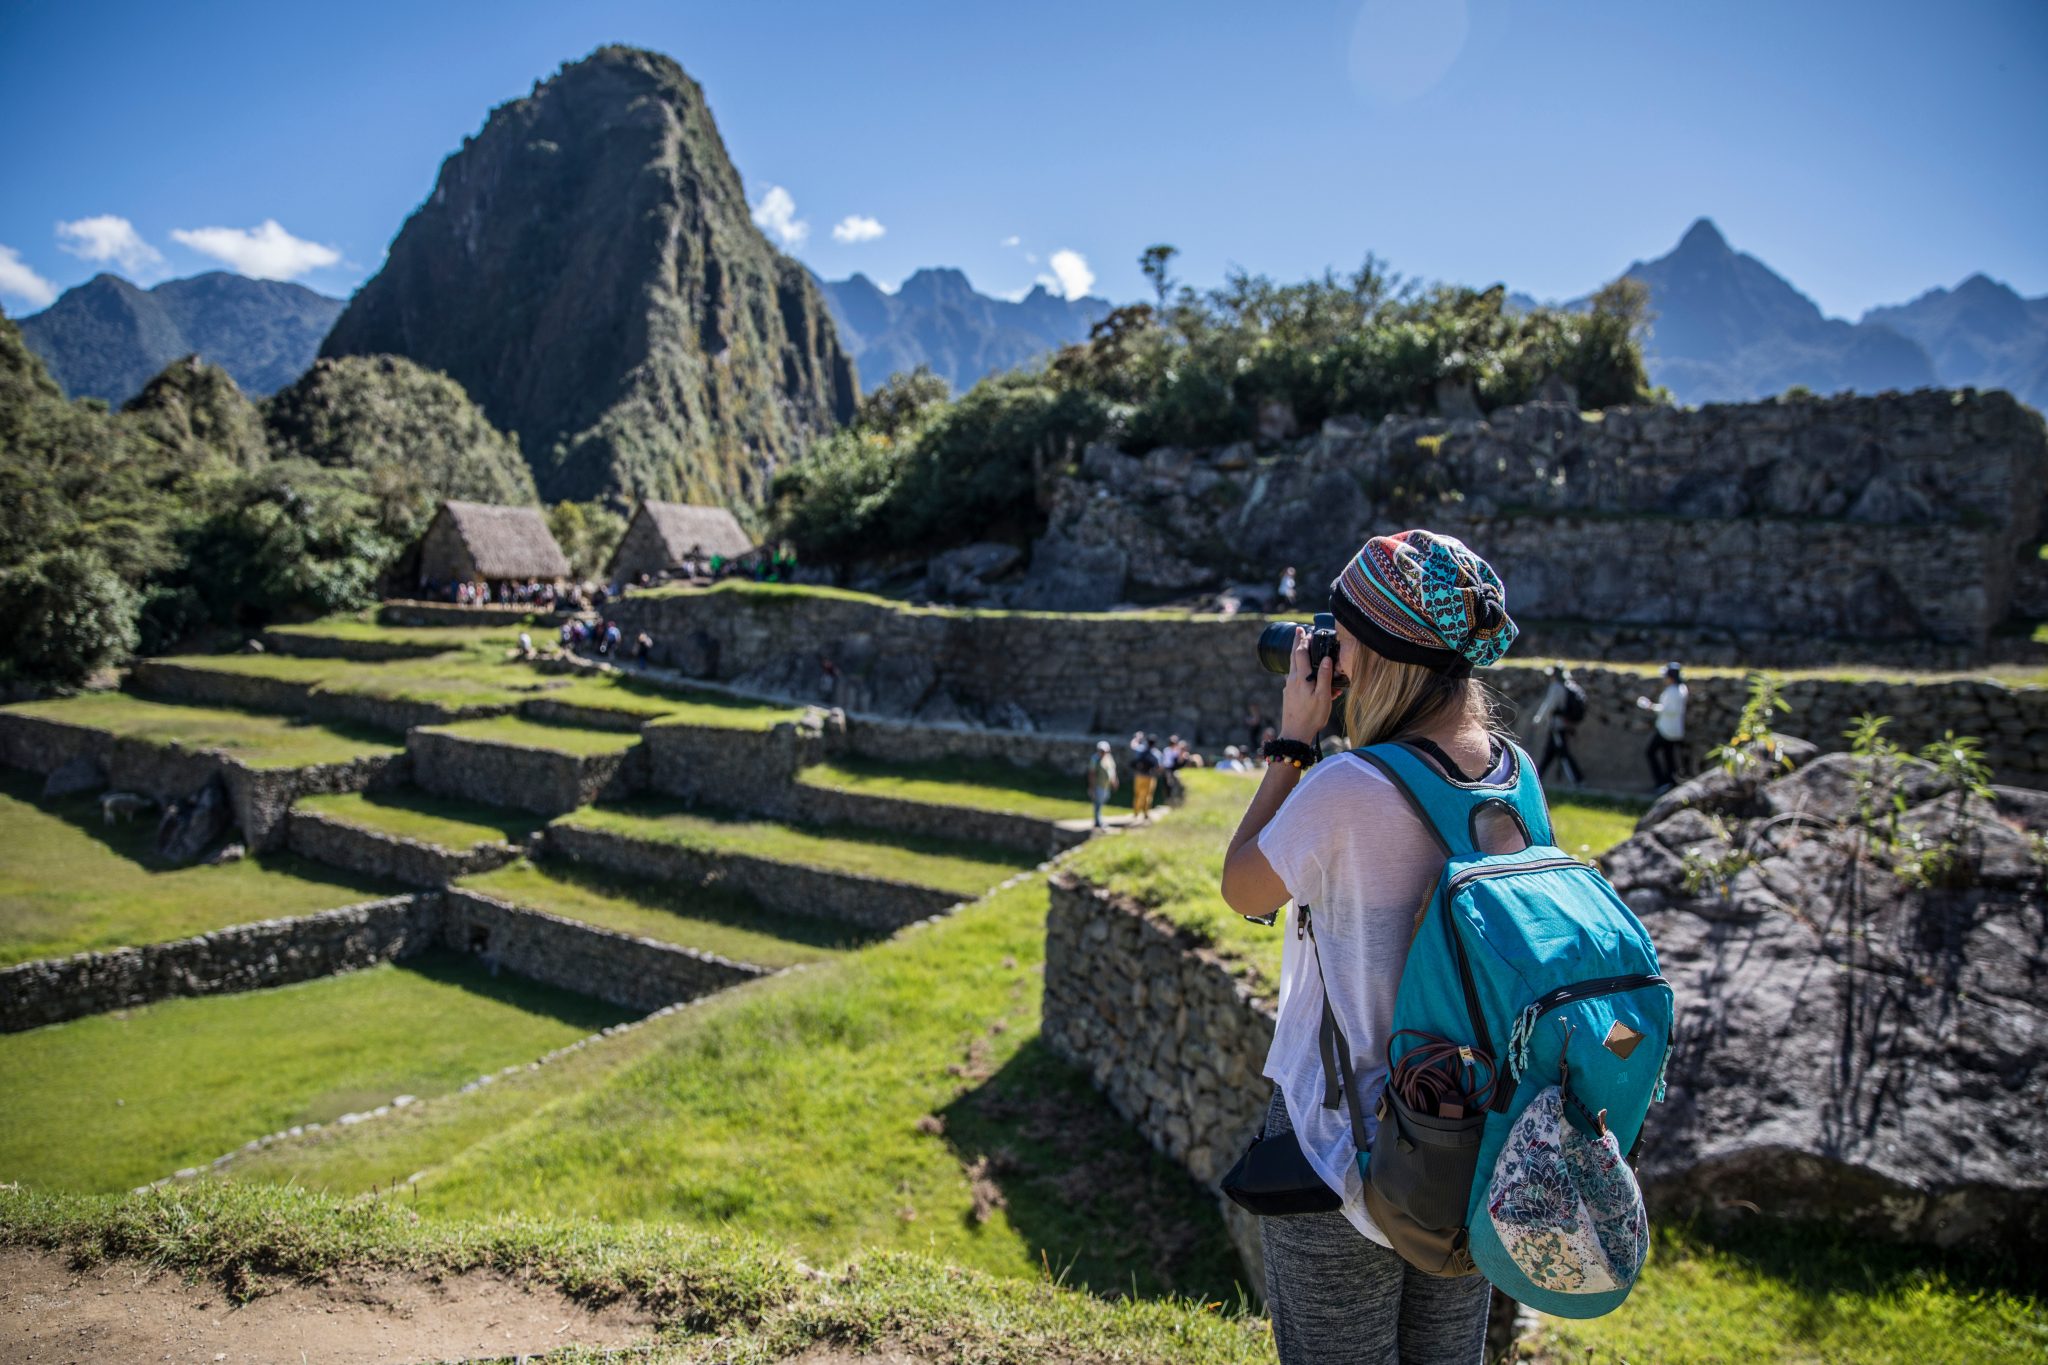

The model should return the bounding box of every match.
[1220,902,1366,1217]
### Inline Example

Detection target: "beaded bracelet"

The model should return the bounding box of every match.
[1262,738,1319,770]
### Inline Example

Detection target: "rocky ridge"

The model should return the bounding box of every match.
[322,45,858,507]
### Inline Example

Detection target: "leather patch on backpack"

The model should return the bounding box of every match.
[1604,1021,1645,1059]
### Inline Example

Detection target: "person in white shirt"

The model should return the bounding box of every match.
[1635,661,1688,792]
[1219,528,1520,1365]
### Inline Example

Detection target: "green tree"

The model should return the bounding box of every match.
[0,549,141,685]
[1139,244,1179,309]
[548,500,628,579]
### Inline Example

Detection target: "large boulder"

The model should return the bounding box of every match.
[155,776,233,864]
[1606,754,2048,1255]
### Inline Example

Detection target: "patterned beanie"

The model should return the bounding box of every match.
[1329,529,1518,676]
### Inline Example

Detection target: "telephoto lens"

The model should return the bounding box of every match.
[1257,620,1302,674]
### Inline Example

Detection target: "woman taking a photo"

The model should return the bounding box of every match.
[1220,529,1522,1365]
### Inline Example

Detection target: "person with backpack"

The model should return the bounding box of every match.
[1636,661,1688,793]
[1129,733,1162,822]
[1217,530,1669,1364]
[1529,664,1586,785]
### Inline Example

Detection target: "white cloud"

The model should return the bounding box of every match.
[169,219,340,280]
[0,245,57,308]
[1045,249,1095,300]
[1001,235,1021,248]
[751,186,808,246]
[56,215,166,277]
[831,214,886,244]
[1024,251,1039,265]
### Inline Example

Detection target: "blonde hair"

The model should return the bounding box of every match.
[1341,649,1499,748]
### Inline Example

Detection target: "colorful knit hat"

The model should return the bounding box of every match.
[1329,529,1517,676]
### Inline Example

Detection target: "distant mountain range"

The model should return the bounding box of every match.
[813,267,1111,393]
[1527,218,2048,410]
[17,271,342,404]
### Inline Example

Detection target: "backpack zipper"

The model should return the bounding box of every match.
[1507,974,1670,1082]
[1446,856,1587,895]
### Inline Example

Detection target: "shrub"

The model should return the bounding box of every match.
[0,548,141,685]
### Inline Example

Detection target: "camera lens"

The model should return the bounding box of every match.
[1257,621,1299,674]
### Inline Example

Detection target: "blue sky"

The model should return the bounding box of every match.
[1,0,2043,319]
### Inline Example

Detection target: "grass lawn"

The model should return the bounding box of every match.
[1065,769,1647,986]
[557,802,1037,898]
[0,771,400,967]
[1,693,402,769]
[1534,1220,2048,1365]
[420,714,645,756]
[265,614,524,650]
[796,755,1132,822]
[368,878,1248,1301]
[0,950,634,1194]
[460,859,877,968]
[294,789,543,850]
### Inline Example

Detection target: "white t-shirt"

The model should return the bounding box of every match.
[1653,683,1687,741]
[1255,745,1511,1245]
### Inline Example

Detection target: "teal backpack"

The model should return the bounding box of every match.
[1311,739,1673,1318]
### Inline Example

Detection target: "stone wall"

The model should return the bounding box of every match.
[641,716,825,816]
[611,587,2048,790]
[379,600,561,629]
[259,630,452,662]
[0,896,439,1032]
[286,808,523,888]
[1014,389,2048,657]
[545,819,959,930]
[0,710,408,849]
[1041,872,1277,1190]
[125,659,507,736]
[441,889,767,1013]
[408,727,646,816]
[795,783,1088,859]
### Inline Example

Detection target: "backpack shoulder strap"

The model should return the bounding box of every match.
[1353,738,1554,853]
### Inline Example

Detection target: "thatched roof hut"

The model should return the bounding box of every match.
[607,501,754,580]
[415,500,571,585]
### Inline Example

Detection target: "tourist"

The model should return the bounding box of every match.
[517,631,535,660]
[1086,740,1119,828]
[1246,702,1266,755]
[599,620,623,657]
[1257,724,1278,767]
[1159,734,1184,803]
[635,631,654,662]
[1277,564,1298,610]
[1215,745,1250,773]
[1217,529,1518,1364]
[1637,661,1688,793]
[1531,664,1586,785]
[1130,734,1161,822]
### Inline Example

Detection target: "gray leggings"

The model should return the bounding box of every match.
[1259,1089,1493,1365]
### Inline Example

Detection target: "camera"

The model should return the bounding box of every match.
[1258,611,1345,691]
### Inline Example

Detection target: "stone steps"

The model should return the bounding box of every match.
[791,772,1094,858]
[408,718,649,815]
[286,791,537,888]
[543,805,1031,931]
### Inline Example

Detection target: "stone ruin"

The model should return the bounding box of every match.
[1603,741,2047,1255]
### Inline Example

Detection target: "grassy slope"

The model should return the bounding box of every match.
[0,770,398,966]
[229,879,1247,1302]
[0,1183,1273,1365]
[0,693,402,768]
[1065,770,1644,984]
[460,859,875,968]
[0,951,634,1194]
[420,713,644,755]
[797,755,1133,821]
[559,803,1038,898]
[295,789,543,850]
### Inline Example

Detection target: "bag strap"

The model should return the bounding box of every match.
[1354,738,1554,853]
[1302,907,1373,1155]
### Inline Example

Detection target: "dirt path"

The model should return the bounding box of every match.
[0,1246,661,1363]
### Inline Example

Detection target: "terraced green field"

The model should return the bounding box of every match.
[0,951,634,1193]
[295,790,543,850]
[797,755,1131,821]
[0,693,402,768]
[460,860,876,968]
[557,802,1038,897]
[419,714,644,755]
[265,616,523,651]
[238,878,1246,1300]
[0,771,397,966]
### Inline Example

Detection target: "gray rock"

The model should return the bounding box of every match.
[43,756,105,799]
[927,542,1023,600]
[156,776,232,864]
[1622,755,2047,1256]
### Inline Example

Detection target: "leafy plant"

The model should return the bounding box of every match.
[1708,672,1796,780]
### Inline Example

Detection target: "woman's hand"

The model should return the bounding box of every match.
[1278,626,1335,744]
